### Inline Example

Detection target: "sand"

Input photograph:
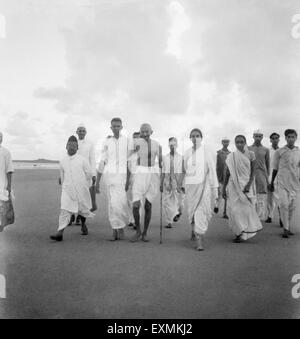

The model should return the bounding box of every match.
[0,169,299,319]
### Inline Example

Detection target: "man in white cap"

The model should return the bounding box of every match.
[0,132,14,231]
[249,130,270,221]
[215,137,231,219]
[69,123,97,226]
[95,118,132,241]
[50,136,94,241]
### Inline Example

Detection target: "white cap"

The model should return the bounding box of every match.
[222,137,230,141]
[253,129,263,135]
[77,123,86,130]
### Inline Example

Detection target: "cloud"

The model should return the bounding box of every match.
[35,1,190,124]
[181,0,300,132]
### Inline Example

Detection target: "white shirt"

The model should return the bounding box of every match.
[0,146,14,201]
[60,153,93,213]
[77,139,96,176]
[162,153,183,174]
[98,135,133,185]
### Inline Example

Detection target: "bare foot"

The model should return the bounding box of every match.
[131,232,142,243]
[142,235,149,242]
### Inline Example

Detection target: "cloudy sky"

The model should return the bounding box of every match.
[0,0,299,160]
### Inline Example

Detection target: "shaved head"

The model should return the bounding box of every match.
[140,123,153,133]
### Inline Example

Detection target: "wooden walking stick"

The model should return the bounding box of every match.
[160,191,163,244]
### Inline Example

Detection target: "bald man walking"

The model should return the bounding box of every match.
[130,124,162,242]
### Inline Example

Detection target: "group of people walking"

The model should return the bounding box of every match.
[47,119,300,251]
[0,120,298,252]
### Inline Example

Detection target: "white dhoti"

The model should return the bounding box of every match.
[107,183,129,230]
[267,190,279,219]
[186,179,212,237]
[163,190,184,224]
[132,166,159,203]
[256,193,268,220]
[277,185,297,231]
[58,185,94,231]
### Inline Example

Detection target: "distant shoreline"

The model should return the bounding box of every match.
[13,159,59,164]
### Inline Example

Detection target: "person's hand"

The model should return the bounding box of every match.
[125,181,130,192]
[222,188,227,200]
[243,183,250,193]
[160,185,164,193]
[58,178,62,186]
[181,187,185,194]
[92,176,96,186]
[95,184,100,194]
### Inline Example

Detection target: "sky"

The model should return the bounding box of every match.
[0,0,299,160]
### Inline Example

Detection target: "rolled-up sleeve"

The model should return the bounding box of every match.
[6,151,14,173]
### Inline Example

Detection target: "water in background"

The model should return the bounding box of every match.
[13,162,60,170]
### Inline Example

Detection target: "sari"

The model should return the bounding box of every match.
[226,150,263,240]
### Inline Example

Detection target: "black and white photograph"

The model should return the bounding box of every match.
[0,0,300,324]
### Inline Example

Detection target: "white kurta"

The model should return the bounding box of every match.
[184,145,218,237]
[267,147,279,219]
[98,135,133,229]
[60,154,93,215]
[162,153,185,224]
[77,139,96,176]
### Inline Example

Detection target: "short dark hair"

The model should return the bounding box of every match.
[284,129,297,137]
[133,132,140,137]
[111,117,122,125]
[270,133,280,139]
[169,137,177,142]
[235,135,247,143]
[67,135,78,144]
[190,129,203,138]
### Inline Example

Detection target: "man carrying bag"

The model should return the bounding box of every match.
[0,132,14,232]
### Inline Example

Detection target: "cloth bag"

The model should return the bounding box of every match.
[0,198,15,232]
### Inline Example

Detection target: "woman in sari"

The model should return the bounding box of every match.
[223,135,263,243]
[183,129,219,251]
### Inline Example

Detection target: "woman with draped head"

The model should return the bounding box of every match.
[223,135,263,243]
[183,129,219,251]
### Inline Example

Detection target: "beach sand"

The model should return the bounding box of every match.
[0,169,299,319]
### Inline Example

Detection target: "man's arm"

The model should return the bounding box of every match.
[90,142,97,184]
[125,162,131,192]
[266,149,270,177]
[6,172,13,194]
[158,145,163,169]
[222,167,230,199]
[95,140,108,193]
